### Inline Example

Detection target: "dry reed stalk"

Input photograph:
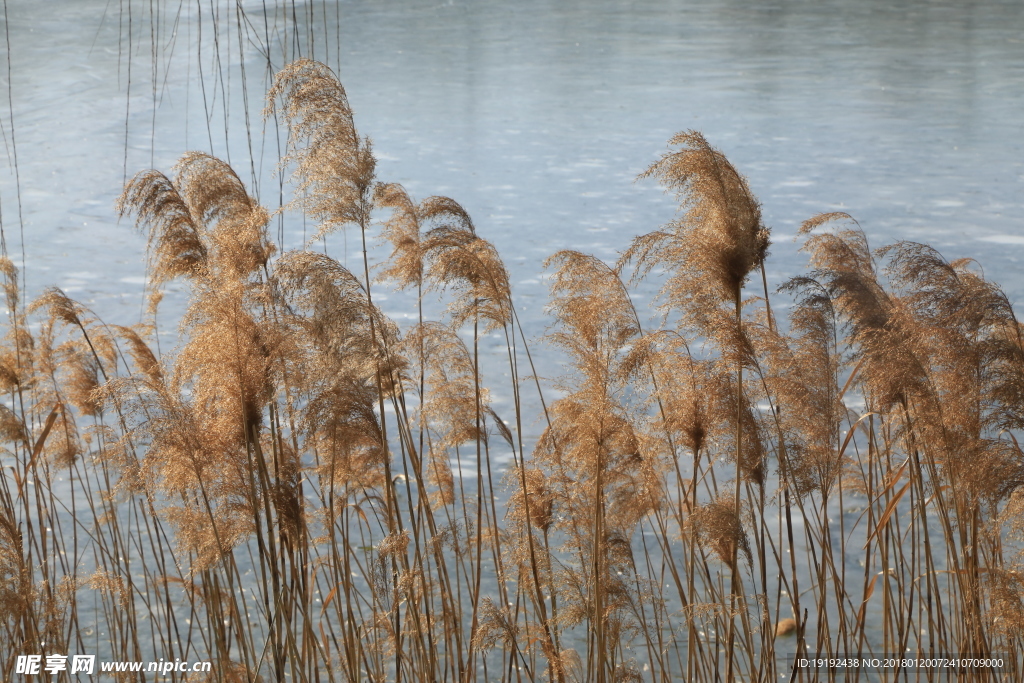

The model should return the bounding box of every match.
[5,57,1024,681]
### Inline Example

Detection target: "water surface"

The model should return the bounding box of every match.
[1,0,1020,340]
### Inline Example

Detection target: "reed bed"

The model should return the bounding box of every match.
[1,60,1023,682]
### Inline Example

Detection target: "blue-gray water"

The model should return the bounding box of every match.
[4,0,1022,334]
[2,0,1022,675]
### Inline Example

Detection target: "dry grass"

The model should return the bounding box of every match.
[0,61,1022,683]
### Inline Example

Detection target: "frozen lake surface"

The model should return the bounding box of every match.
[2,0,1022,673]
[1,0,1022,347]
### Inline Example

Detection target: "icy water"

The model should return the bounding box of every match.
[3,0,1023,338]
[2,0,1023,674]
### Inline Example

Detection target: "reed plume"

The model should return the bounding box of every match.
[623,130,768,308]
[621,132,772,678]
[266,59,375,243]
[532,250,662,683]
[375,182,425,291]
[761,275,845,499]
[400,322,484,508]
[689,497,751,571]
[420,196,512,331]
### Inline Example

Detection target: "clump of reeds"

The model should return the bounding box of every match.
[1,59,1024,683]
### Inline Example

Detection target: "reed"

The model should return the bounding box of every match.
[0,61,1022,683]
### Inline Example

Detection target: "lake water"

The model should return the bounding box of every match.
[3,0,1022,340]
[2,0,1023,675]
